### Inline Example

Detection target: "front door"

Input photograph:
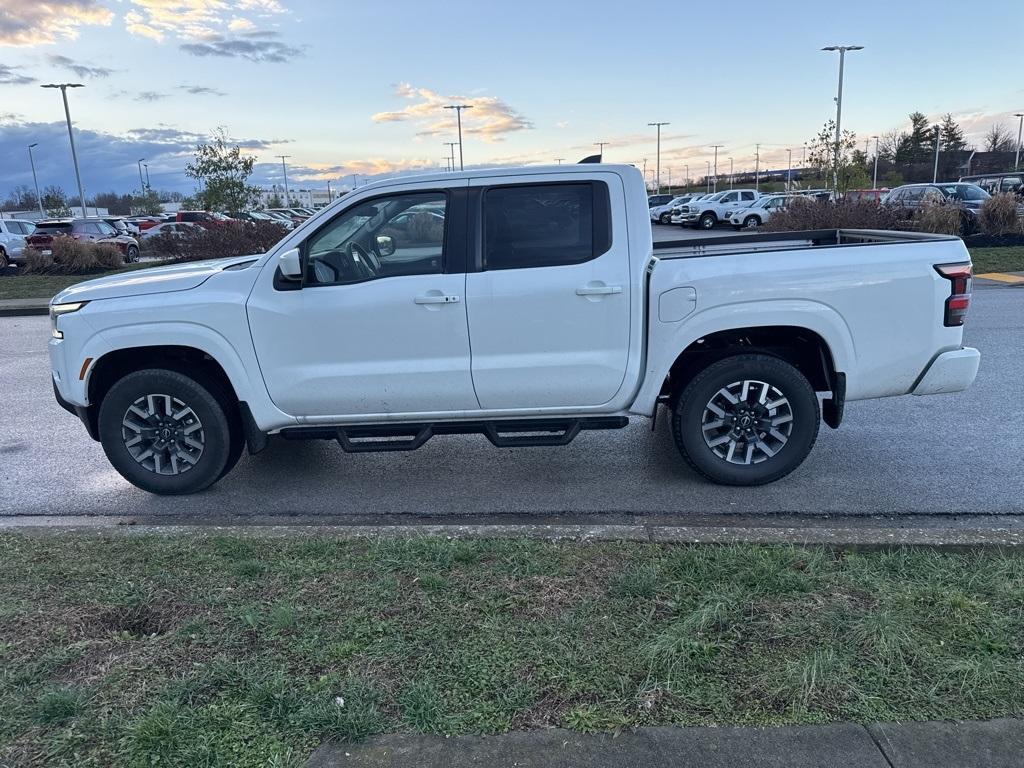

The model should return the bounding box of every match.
[465,174,632,410]
[247,186,479,418]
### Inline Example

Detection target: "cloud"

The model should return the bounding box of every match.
[135,90,168,102]
[123,0,288,44]
[46,54,114,78]
[372,83,533,143]
[555,121,569,129]
[178,84,227,96]
[0,64,35,85]
[0,0,114,46]
[180,31,303,63]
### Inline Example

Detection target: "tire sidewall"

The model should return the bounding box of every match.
[98,369,231,495]
[700,213,716,229]
[673,355,819,485]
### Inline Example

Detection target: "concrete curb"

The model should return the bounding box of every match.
[307,719,1024,768]
[2,517,1023,548]
[0,298,48,316]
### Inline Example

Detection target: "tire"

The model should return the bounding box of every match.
[98,369,233,495]
[659,213,671,224]
[0,247,8,269]
[698,212,717,230]
[125,245,139,263]
[743,215,760,229]
[671,353,819,486]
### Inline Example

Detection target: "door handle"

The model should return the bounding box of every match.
[414,294,461,304]
[575,285,622,296]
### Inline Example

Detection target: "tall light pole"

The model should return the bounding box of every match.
[684,163,690,191]
[642,158,648,185]
[444,105,473,170]
[822,45,864,192]
[555,157,565,165]
[786,148,793,191]
[648,122,669,193]
[705,161,711,193]
[710,144,723,192]
[754,143,761,192]
[40,83,87,218]
[444,142,458,172]
[594,141,609,158]
[667,168,672,189]
[932,126,941,183]
[1015,113,1023,171]
[143,163,150,190]
[137,158,146,194]
[276,155,291,203]
[729,157,734,189]
[326,179,332,201]
[872,135,880,189]
[27,143,44,215]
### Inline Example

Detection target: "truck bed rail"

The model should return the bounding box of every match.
[653,229,961,260]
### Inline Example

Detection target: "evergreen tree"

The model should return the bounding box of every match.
[938,114,967,151]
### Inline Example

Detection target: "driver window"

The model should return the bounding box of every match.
[305,191,447,286]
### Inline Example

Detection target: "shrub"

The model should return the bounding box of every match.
[145,220,288,263]
[22,237,124,274]
[978,193,1022,236]
[763,198,905,232]
[913,201,963,236]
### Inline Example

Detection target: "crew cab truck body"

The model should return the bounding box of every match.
[678,188,760,229]
[48,164,980,494]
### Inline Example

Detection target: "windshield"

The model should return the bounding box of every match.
[939,184,989,202]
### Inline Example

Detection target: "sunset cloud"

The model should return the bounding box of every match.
[372,83,533,143]
[0,0,113,46]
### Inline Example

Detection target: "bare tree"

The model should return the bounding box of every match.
[984,124,1016,152]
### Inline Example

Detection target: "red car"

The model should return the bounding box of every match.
[26,219,140,262]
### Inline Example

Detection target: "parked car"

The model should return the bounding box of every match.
[728,194,793,229]
[883,183,990,229]
[677,189,760,229]
[0,218,36,267]
[102,217,139,236]
[139,222,202,240]
[845,189,888,203]
[175,211,232,228]
[125,216,164,232]
[48,164,979,495]
[27,218,140,262]
[670,194,712,225]
[647,194,674,208]
[959,173,1023,197]
[260,210,298,229]
[651,194,699,225]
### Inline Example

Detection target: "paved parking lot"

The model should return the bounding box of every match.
[2,281,1021,523]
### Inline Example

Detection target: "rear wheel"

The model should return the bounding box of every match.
[671,354,819,485]
[98,369,234,495]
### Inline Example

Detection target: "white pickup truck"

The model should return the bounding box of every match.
[49,164,980,495]
[677,188,760,229]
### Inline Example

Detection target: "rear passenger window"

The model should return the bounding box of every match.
[483,182,610,270]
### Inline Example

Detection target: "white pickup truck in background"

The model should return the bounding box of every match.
[677,188,760,229]
[49,164,980,495]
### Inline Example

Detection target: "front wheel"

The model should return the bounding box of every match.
[125,245,139,263]
[659,213,671,224]
[671,354,819,485]
[98,369,235,495]
[743,215,760,229]
[698,213,717,230]
[0,247,8,269]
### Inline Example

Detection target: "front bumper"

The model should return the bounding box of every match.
[52,377,97,439]
[912,347,980,395]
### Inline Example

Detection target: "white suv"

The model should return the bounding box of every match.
[678,189,760,229]
[0,219,36,267]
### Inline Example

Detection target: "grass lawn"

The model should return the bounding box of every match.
[1,536,1022,767]
[969,246,1024,274]
[0,263,152,301]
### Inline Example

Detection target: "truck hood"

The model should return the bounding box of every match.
[51,254,261,305]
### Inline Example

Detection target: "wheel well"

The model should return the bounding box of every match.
[86,346,240,437]
[661,326,838,403]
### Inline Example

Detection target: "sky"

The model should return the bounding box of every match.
[1,0,1023,200]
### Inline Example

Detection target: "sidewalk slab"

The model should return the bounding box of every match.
[869,719,1024,768]
[307,724,889,768]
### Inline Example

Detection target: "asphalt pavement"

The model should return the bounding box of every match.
[1,271,1021,521]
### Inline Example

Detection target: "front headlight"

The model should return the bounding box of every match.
[50,301,87,339]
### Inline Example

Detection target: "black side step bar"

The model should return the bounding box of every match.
[279,417,629,453]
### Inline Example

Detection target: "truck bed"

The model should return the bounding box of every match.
[653,228,961,260]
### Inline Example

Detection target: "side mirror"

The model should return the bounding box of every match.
[278,247,302,281]
[375,235,396,258]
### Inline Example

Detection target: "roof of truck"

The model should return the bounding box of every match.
[357,163,639,191]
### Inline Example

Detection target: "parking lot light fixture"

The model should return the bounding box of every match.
[932,126,941,183]
[786,149,793,191]
[143,163,150,190]
[1015,114,1023,171]
[754,143,761,192]
[706,161,711,193]
[872,135,880,189]
[28,143,44,215]
[276,155,291,203]
[443,105,473,170]
[710,145,723,192]
[555,158,565,165]
[648,122,669,193]
[40,82,87,218]
[822,45,864,192]
[684,164,689,191]
[728,157,734,189]
[444,142,458,172]
[594,141,608,159]
[137,158,146,195]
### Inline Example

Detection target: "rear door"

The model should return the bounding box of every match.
[465,173,631,409]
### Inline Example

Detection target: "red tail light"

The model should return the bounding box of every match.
[935,263,972,327]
